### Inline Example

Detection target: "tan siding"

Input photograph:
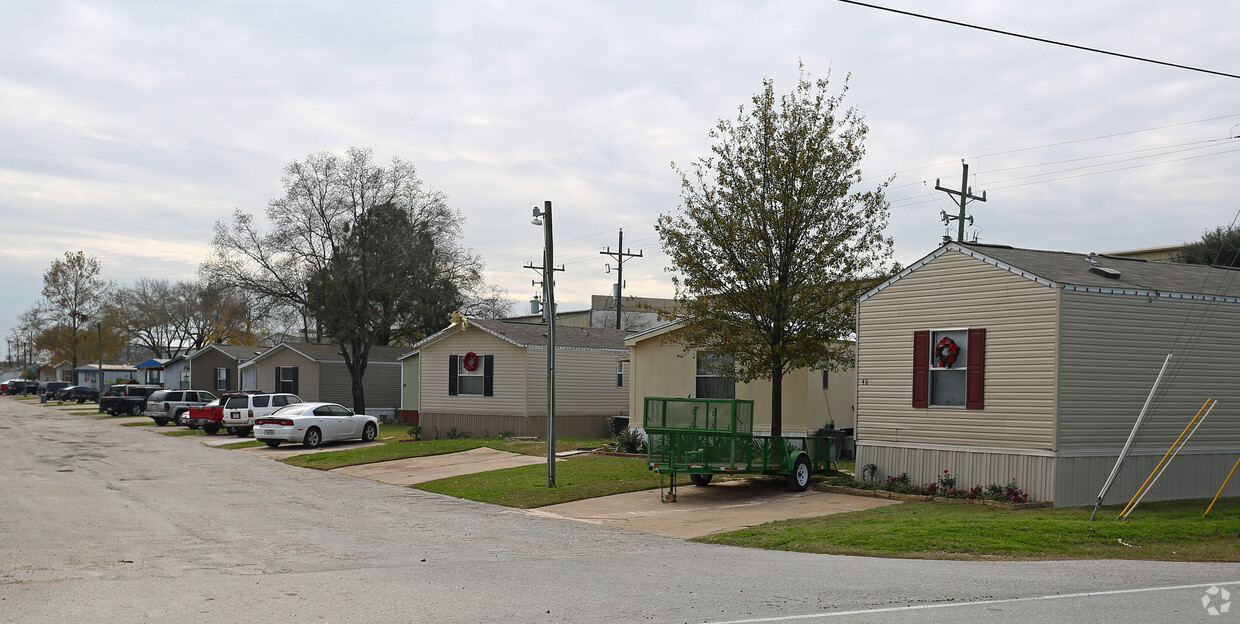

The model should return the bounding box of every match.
[189,351,240,392]
[628,328,853,434]
[254,351,319,401]
[857,250,1060,450]
[1058,291,1240,452]
[418,413,608,439]
[420,331,528,416]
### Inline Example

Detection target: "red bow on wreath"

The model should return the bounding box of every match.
[936,337,959,368]
[463,351,480,372]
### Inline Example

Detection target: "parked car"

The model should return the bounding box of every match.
[62,385,100,403]
[184,391,253,435]
[145,389,216,426]
[8,380,40,395]
[99,384,163,416]
[42,381,70,398]
[221,392,302,437]
[254,402,378,448]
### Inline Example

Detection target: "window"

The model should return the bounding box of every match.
[448,354,493,397]
[616,361,625,388]
[215,367,229,391]
[912,328,986,409]
[275,367,299,394]
[695,352,735,399]
[456,354,485,395]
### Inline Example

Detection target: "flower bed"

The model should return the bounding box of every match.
[821,469,1049,510]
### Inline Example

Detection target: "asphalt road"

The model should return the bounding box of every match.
[1,397,1236,623]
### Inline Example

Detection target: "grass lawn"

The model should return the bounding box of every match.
[414,454,669,508]
[281,433,611,471]
[695,496,1240,561]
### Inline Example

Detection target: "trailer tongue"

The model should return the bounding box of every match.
[643,397,834,502]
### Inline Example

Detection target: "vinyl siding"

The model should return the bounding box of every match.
[856,250,1060,451]
[628,328,853,434]
[857,441,1057,503]
[189,351,240,392]
[1057,290,1240,452]
[522,348,628,417]
[1055,450,1240,506]
[254,350,319,401]
[318,361,400,410]
[419,330,527,417]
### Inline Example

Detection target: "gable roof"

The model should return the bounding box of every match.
[862,242,1240,303]
[414,317,630,353]
[189,344,267,362]
[242,341,409,367]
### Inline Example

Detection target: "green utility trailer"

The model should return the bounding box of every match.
[643,397,834,502]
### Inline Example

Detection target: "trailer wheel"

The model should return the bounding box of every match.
[690,473,713,487]
[788,455,811,492]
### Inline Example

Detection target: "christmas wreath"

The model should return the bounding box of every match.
[463,351,480,372]
[935,337,960,368]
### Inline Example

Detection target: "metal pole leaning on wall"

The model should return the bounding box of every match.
[1203,455,1240,517]
[1090,354,1173,521]
[1120,399,1216,520]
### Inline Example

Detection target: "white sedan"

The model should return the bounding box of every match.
[253,402,379,449]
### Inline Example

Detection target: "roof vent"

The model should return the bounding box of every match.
[1089,265,1122,279]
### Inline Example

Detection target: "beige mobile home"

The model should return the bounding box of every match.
[626,322,856,442]
[412,317,629,439]
[856,242,1240,506]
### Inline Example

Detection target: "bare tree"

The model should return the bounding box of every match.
[203,147,488,413]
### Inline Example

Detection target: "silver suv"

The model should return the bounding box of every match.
[146,389,217,426]
[221,393,302,437]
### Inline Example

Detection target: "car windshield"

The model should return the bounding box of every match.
[224,396,249,408]
[271,404,310,416]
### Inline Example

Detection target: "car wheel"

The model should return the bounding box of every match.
[129,404,141,416]
[303,427,321,449]
[361,422,377,443]
[264,440,282,448]
[787,455,811,492]
[234,427,251,437]
[204,425,220,435]
[153,418,169,426]
[690,473,713,487]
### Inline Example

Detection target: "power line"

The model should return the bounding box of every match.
[837,0,1240,80]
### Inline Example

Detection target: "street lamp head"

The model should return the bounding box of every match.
[530,206,544,226]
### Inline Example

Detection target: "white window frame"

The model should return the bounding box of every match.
[929,328,969,408]
[457,354,485,396]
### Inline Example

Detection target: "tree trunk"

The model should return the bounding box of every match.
[770,361,783,438]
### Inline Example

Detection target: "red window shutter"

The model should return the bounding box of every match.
[966,328,986,410]
[912,331,930,408]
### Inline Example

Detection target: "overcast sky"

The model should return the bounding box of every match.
[3,1,1239,356]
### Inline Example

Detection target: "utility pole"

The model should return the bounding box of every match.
[935,161,988,242]
[600,229,643,330]
[526,201,564,488]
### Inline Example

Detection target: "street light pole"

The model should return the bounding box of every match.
[530,201,557,487]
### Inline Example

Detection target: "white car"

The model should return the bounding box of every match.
[253,402,379,449]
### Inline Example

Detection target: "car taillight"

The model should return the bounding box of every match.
[256,418,293,426]
[248,409,254,418]
[164,403,170,411]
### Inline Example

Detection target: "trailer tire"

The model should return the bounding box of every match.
[690,473,713,487]
[788,455,811,492]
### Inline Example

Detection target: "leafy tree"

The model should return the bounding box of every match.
[1176,224,1240,267]
[203,147,488,413]
[657,67,893,437]
[40,251,111,374]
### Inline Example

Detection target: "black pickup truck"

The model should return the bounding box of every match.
[99,384,162,416]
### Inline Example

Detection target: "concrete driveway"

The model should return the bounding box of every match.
[529,478,901,538]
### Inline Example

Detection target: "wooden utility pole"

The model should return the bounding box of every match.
[935,161,988,241]
[600,229,642,330]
